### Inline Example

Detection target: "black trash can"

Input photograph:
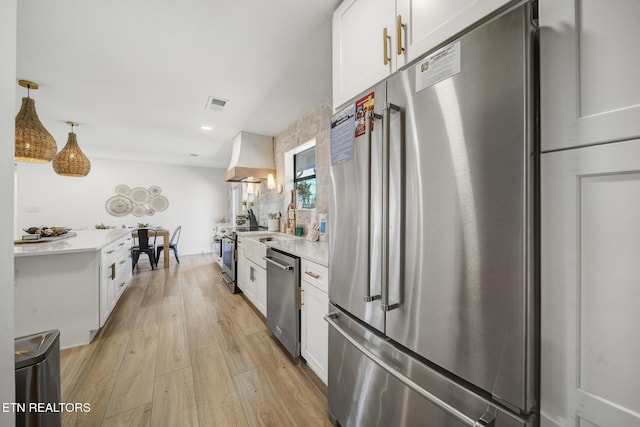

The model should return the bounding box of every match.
[15,330,61,427]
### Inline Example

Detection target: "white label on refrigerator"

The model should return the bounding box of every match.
[330,105,355,165]
[415,41,461,92]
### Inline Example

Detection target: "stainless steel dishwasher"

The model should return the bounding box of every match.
[264,247,300,358]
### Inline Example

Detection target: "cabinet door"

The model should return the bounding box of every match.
[244,259,256,303]
[332,0,396,110]
[541,140,640,426]
[100,261,116,327]
[540,0,640,151]
[397,0,513,67]
[237,247,246,292]
[301,281,329,384]
[115,267,128,301]
[254,265,267,317]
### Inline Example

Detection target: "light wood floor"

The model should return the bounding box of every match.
[60,254,333,427]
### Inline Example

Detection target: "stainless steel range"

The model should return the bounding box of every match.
[221,231,239,293]
[213,223,233,269]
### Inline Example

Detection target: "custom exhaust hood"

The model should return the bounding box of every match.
[225,131,276,183]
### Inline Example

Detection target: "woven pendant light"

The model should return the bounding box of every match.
[53,122,91,177]
[15,80,57,163]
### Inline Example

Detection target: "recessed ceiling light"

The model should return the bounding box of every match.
[200,126,213,131]
[189,153,199,157]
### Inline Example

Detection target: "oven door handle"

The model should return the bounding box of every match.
[263,256,293,271]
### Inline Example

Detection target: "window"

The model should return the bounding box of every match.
[294,146,316,209]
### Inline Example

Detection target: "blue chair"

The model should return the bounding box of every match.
[132,228,157,271]
[156,226,181,267]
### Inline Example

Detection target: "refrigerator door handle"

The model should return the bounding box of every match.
[382,103,401,312]
[364,110,382,303]
[325,312,496,427]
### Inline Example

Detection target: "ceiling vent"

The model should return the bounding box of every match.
[205,96,228,111]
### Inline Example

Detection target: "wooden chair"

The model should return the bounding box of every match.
[156,226,181,267]
[132,228,157,271]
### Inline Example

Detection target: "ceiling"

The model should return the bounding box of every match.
[15,0,339,168]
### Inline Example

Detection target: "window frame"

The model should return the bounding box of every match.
[284,138,317,211]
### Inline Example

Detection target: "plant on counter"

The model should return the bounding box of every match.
[137,222,149,228]
[95,223,109,229]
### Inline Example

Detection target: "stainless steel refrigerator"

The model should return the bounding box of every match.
[327,3,538,426]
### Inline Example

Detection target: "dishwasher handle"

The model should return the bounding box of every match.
[263,256,293,271]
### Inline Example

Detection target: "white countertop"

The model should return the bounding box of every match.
[14,229,131,257]
[237,231,329,266]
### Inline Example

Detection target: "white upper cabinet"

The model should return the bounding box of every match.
[333,0,515,110]
[396,0,514,66]
[333,0,396,110]
[540,0,640,151]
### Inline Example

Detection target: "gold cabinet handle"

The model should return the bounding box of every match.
[383,27,391,65]
[397,15,405,55]
[305,270,320,279]
[110,263,116,280]
[250,266,255,282]
[299,287,304,310]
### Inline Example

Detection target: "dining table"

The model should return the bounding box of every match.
[132,228,170,268]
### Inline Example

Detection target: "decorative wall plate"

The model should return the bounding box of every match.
[106,196,133,217]
[115,184,130,196]
[106,184,169,218]
[148,195,169,211]
[132,205,147,217]
[129,187,151,204]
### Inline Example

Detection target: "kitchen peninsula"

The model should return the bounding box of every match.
[14,229,133,349]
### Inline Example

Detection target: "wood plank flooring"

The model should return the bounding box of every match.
[60,254,332,427]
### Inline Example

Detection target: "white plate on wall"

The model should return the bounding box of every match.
[149,195,169,211]
[115,184,130,196]
[106,196,133,217]
[129,187,151,204]
[132,205,147,217]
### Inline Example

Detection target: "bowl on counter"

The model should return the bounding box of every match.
[23,226,71,237]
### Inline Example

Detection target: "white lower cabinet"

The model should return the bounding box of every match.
[244,259,266,317]
[254,263,267,317]
[99,234,132,327]
[237,239,246,292]
[300,259,329,384]
[242,259,256,303]
[542,140,640,426]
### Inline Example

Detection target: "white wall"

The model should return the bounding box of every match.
[16,158,227,255]
[0,0,16,425]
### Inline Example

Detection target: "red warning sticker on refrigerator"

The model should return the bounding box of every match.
[354,92,375,138]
